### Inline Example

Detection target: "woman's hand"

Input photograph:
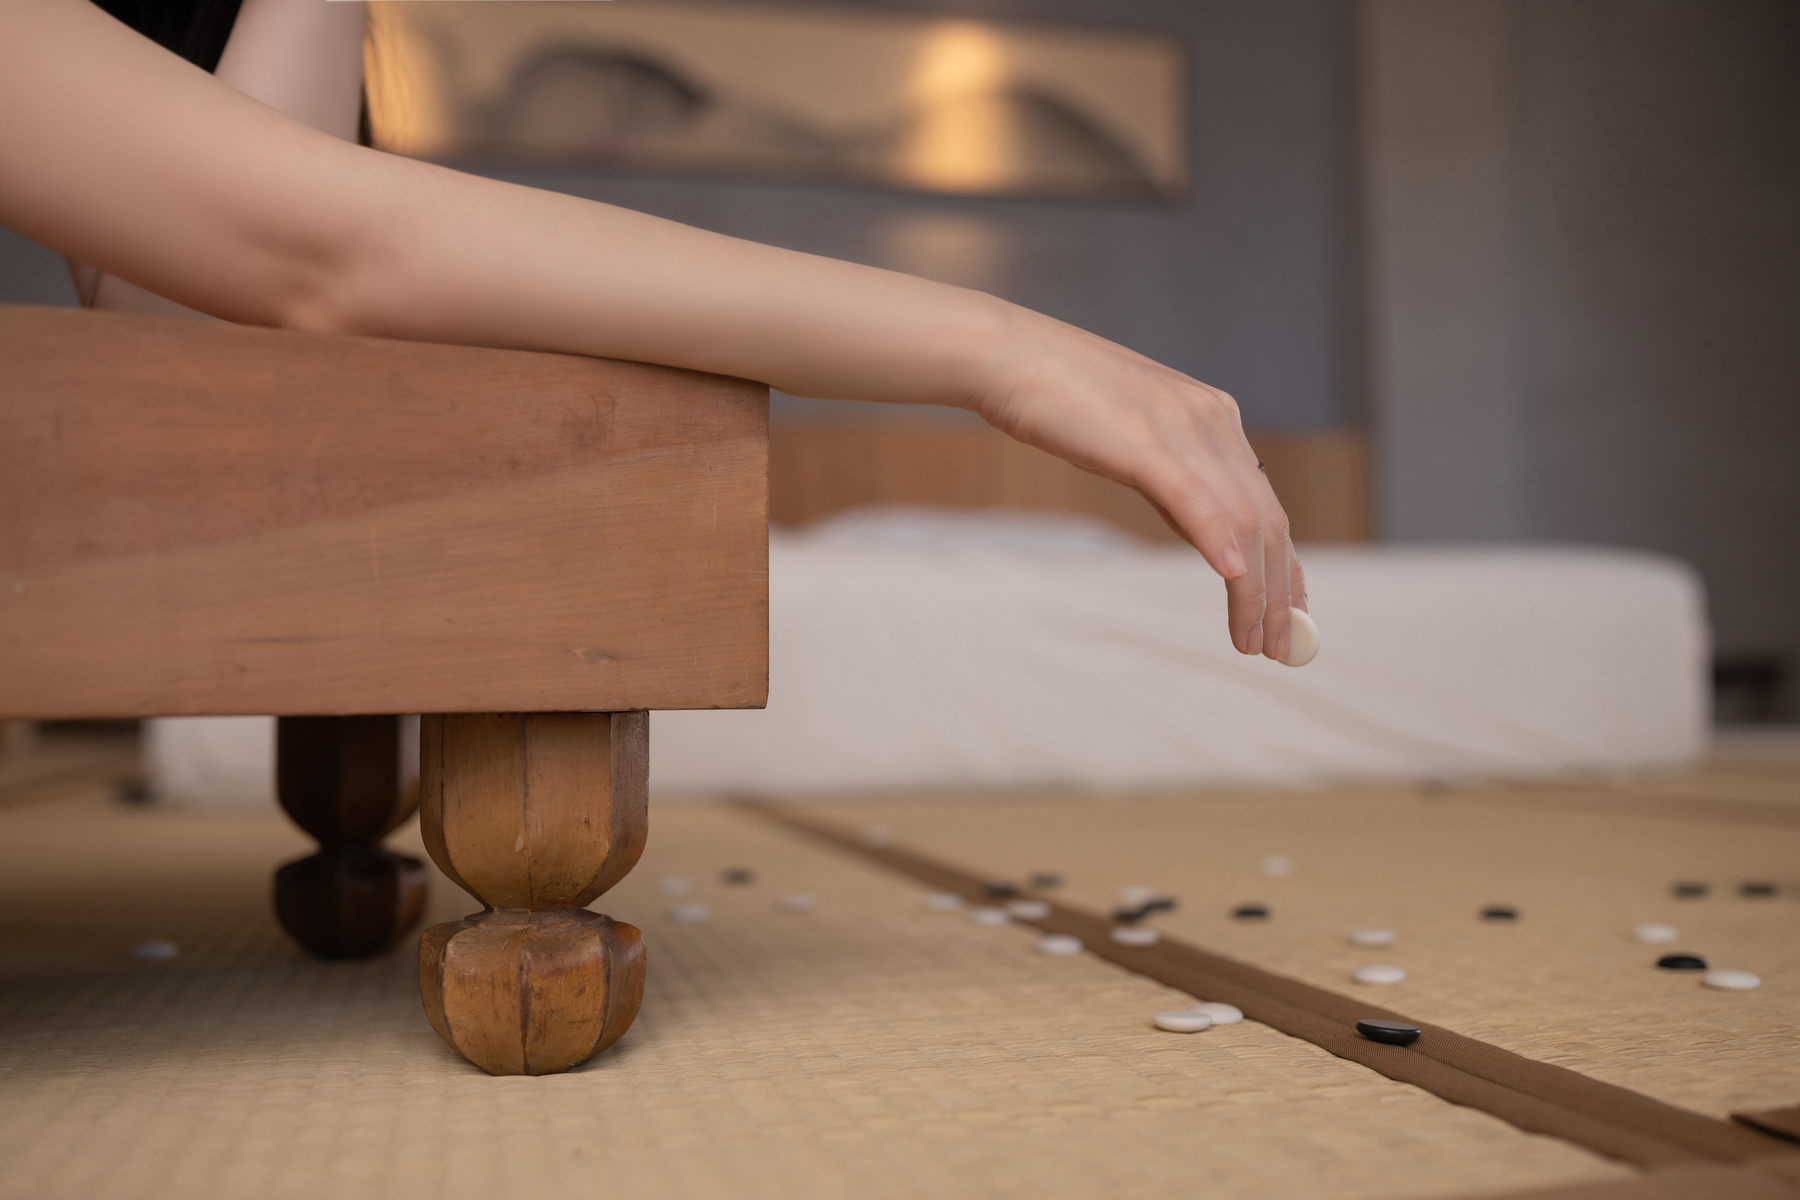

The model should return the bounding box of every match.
[970,303,1307,663]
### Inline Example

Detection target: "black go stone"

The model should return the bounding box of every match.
[721,868,755,886]
[1671,881,1710,899]
[1480,905,1519,921]
[1740,881,1778,898]
[1143,897,1178,914]
[1029,872,1063,890]
[983,881,1019,899]
[1113,905,1152,923]
[1356,1018,1421,1047]
[1232,904,1270,920]
[1656,952,1708,971]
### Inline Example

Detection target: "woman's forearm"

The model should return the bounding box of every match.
[2,0,1309,662]
[72,0,367,318]
[333,165,1015,407]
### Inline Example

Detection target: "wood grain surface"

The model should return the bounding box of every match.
[0,305,769,718]
[418,712,649,1075]
[770,419,1372,543]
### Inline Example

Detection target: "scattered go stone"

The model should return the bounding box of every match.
[1113,905,1152,923]
[1152,1009,1213,1034]
[924,892,964,911]
[1671,881,1710,899]
[983,881,1020,899]
[1632,923,1679,944]
[1232,904,1270,920]
[1110,925,1161,947]
[669,902,710,923]
[656,876,691,896]
[1142,897,1178,914]
[1037,934,1084,956]
[1190,1002,1243,1025]
[1259,855,1294,878]
[1352,964,1407,986]
[1120,885,1158,907]
[861,825,895,848]
[1480,905,1519,922]
[721,868,755,886]
[1739,882,1778,898]
[1356,1018,1421,1046]
[1350,928,1396,947]
[130,939,179,961]
[1656,952,1708,971]
[1006,898,1051,920]
[970,906,1011,927]
[1701,968,1761,991]
[1029,872,1063,890]
[778,893,816,913]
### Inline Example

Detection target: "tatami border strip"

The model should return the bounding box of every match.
[736,798,1796,1175]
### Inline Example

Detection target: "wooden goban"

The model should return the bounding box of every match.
[0,304,769,719]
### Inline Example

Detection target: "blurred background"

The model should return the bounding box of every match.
[3,0,1797,796]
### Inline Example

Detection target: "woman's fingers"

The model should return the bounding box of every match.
[1260,507,1293,661]
[1225,515,1268,654]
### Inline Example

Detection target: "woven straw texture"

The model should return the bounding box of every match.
[0,769,1636,1200]
[803,774,1800,1124]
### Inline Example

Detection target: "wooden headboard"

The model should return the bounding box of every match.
[769,420,1371,543]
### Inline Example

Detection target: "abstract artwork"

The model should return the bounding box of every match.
[366,1,1186,199]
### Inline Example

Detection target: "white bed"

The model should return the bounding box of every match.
[146,508,1709,803]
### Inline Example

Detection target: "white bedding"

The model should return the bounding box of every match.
[146,509,1709,803]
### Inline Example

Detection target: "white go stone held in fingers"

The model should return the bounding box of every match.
[1281,608,1319,668]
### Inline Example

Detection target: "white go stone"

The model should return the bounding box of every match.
[1153,1009,1214,1034]
[1190,1002,1243,1025]
[1259,855,1294,878]
[970,906,1012,927]
[1349,928,1396,947]
[1110,925,1161,947]
[1006,899,1051,920]
[1281,607,1320,668]
[669,902,710,923]
[1632,922,1679,944]
[130,939,179,961]
[656,876,691,896]
[1352,964,1407,986]
[923,892,964,911]
[1702,968,1761,991]
[779,893,816,913]
[1037,934,1084,956]
[1119,884,1157,906]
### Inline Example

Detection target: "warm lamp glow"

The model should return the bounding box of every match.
[897,21,1014,191]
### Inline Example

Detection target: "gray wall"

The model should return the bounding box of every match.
[1364,0,1800,710]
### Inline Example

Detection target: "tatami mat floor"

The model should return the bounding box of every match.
[3,759,1795,1200]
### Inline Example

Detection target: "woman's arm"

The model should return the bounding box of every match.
[68,0,368,315]
[0,0,1305,662]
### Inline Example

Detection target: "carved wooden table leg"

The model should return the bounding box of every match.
[274,715,430,959]
[417,712,648,1076]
